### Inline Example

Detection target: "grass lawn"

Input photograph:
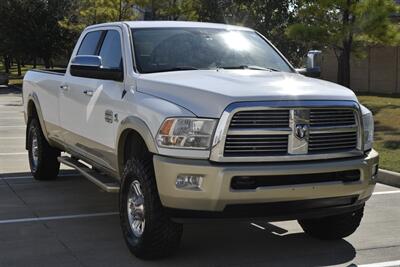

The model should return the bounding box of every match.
[358,95,400,173]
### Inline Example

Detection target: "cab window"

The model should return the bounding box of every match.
[77,31,102,55]
[99,30,123,69]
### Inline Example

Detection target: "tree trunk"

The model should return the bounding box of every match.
[17,58,22,76]
[337,0,353,88]
[44,57,51,69]
[3,56,10,74]
[337,44,351,88]
[33,57,37,69]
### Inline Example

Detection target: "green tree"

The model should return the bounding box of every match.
[139,0,198,20]
[59,0,140,34]
[287,0,400,87]
[239,0,307,66]
[194,0,306,65]
[0,0,74,72]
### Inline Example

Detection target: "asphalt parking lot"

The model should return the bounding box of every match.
[0,86,400,267]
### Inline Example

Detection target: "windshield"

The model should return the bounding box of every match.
[131,28,293,74]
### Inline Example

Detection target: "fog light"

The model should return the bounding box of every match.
[176,174,203,190]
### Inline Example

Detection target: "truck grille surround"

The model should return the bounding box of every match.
[210,101,363,162]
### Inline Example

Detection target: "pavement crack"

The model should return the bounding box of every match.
[2,177,40,218]
[43,221,87,267]
[356,244,400,252]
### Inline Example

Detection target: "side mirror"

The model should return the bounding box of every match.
[70,55,123,81]
[296,50,322,78]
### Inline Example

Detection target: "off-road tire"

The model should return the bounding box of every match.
[119,158,183,260]
[27,118,60,180]
[298,206,364,240]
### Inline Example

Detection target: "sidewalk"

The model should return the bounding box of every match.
[378,169,400,188]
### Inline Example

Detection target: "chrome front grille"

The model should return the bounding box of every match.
[211,101,363,162]
[230,110,290,128]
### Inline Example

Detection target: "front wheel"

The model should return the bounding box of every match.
[119,158,182,260]
[298,206,364,240]
[27,118,60,180]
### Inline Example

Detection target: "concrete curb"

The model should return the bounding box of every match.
[378,169,400,188]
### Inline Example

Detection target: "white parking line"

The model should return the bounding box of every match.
[0,137,25,140]
[250,223,266,230]
[0,119,24,122]
[357,260,400,267]
[0,212,119,224]
[1,173,81,180]
[0,152,27,156]
[0,125,25,128]
[373,190,400,195]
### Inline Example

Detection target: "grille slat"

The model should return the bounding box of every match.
[226,144,288,148]
[310,115,355,119]
[308,145,356,151]
[225,148,288,152]
[230,124,289,127]
[309,140,357,147]
[226,137,288,141]
[226,141,288,145]
[310,121,355,125]
[310,117,354,122]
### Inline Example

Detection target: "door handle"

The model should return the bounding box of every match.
[83,90,94,96]
[60,85,69,91]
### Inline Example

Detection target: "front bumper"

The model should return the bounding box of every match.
[153,149,379,218]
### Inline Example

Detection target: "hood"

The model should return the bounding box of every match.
[137,70,358,118]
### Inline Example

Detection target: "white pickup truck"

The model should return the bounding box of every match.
[23,21,379,259]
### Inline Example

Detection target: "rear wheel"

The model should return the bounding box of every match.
[298,206,364,240]
[27,118,60,180]
[119,158,182,259]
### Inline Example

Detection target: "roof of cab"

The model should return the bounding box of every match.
[86,21,253,31]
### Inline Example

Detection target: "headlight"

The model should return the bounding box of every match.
[360,104,374,151]
[157,118,217,149]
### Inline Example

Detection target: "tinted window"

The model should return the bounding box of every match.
[99,30,122,69]
[132,28,292,74]
[77,31,102,55]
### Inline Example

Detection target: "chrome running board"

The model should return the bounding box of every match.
[58,156,120,193]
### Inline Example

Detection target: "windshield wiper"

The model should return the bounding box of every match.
[146,66,199,73]
[217,65,280,72]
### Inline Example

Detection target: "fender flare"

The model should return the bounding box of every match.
[25,92,50,148]
[116,116,158,175]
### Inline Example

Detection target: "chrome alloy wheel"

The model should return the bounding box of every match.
[127,180,145,238]
[31,132,39,168]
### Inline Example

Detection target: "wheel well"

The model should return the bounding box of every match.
[25,100,38,149]
[118,129,151,175]
[27,100,38,120]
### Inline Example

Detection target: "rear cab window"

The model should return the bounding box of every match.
[77,31,103,55]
